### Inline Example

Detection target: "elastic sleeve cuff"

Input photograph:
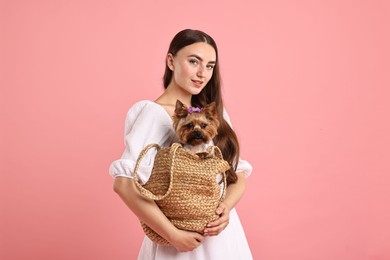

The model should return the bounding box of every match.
[236,159,253,178]
[109,159,153,184]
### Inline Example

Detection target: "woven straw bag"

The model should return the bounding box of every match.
[133,142,231,245]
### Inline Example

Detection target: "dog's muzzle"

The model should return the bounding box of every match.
[188,131,204,141]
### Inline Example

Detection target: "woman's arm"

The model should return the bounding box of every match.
[203,172,246,236]
[113,177,204,252]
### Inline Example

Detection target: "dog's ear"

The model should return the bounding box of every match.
[203,102,219,128]
[203,101,218,117]
[174,100,188,118]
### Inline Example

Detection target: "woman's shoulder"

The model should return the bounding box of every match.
[123,99,174,139]
[129,99,156,110]
[125,99,172,124]
[127,100,162,115]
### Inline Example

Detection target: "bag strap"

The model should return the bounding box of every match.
[206,145,228,201]
[133,143,181,200]
[206,145,223,159]
[134,143,228,202]
[220,171,227,201]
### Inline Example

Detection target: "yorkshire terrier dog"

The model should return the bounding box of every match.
[173,100,220,157]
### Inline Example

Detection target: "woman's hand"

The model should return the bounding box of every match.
[203,202,231,236]
[168,229,205,252]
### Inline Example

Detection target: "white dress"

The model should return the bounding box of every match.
[109,100,253,260]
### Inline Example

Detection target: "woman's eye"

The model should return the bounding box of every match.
[206,65,215,70]
[189,59,198,65]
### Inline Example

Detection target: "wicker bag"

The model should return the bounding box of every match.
[133,142,231,245]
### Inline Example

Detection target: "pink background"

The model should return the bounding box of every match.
[1,1,389,259]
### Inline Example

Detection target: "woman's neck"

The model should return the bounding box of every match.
[156,84,192,107]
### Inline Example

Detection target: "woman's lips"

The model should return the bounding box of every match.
[192,80,203,87]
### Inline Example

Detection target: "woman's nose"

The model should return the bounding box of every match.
[197,65,205,77]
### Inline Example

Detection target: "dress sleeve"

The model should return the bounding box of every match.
[223,108,253,178]
[109,101,176,184]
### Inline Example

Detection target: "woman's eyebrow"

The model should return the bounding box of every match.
[188,54,216,64]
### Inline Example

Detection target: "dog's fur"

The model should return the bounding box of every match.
[173,100,220,157]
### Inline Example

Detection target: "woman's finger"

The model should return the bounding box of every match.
[193,232,205,243]
[208,212,228,227]
[204,222,228,236]
[204,216,229,235]
[215,202,227,215]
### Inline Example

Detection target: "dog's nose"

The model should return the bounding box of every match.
[192,131,203,139]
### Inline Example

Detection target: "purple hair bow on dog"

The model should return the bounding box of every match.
[188,106,201,114]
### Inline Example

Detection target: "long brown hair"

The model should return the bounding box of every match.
[163,29,240,185]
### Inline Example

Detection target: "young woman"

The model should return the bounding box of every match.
[109,29,253,259]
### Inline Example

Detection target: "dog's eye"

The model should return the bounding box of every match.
[201,123,207,129]
[187,123,194,129]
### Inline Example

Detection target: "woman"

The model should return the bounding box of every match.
[109,29,253,259]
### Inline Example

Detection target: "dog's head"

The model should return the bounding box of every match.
[173,100,219,146]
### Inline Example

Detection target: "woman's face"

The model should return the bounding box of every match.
[167,42,216,95]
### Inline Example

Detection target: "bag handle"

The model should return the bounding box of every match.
[206,145,228,201]
[133,143,181,200]
[206,145,223,159]
[134,143,228,202]
[220,171,227,201]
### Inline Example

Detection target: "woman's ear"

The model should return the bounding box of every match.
[167,53,174,71]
